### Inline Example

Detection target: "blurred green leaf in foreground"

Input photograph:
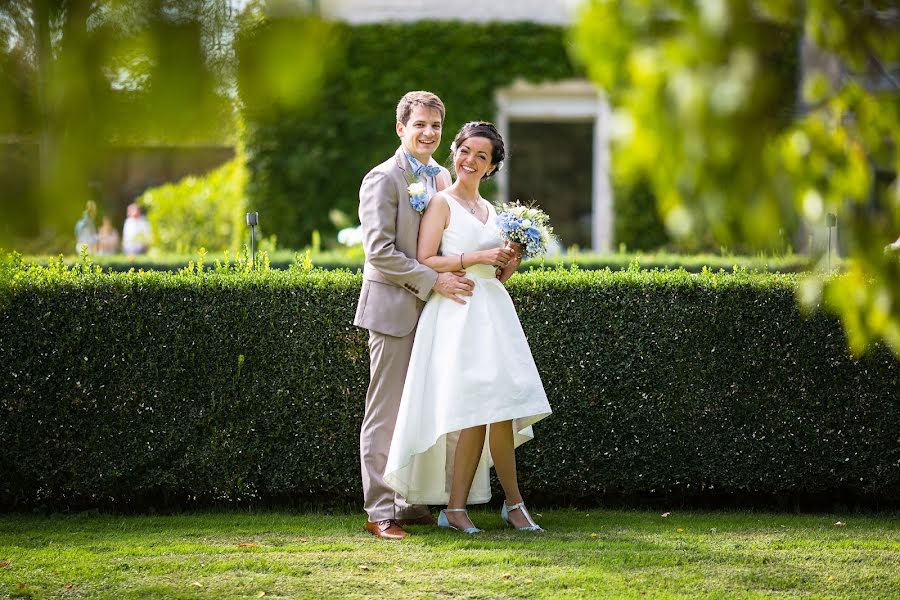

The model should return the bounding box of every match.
[0,0,338,252]
[573,0,900,356]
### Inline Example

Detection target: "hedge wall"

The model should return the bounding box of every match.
[238,21,581,249]
[30,250,814,275]
[1,260,898,511]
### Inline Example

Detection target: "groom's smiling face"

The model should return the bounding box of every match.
[397,105,443,163]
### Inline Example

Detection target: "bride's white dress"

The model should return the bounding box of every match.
[383,195,552,505]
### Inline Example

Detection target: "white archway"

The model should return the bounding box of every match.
[495,78,613,252]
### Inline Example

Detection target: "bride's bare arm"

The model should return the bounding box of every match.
[416,195,460,273]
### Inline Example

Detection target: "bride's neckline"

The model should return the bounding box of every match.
[443,191,489,226]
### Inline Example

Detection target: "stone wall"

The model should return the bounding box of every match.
[319,0,578,24]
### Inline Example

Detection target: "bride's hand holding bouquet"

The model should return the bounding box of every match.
[493,201,554,282]
[495,202,554,260]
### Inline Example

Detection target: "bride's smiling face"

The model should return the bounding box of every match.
[453,136,495,183]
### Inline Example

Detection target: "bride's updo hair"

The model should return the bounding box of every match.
[450,121,506,179]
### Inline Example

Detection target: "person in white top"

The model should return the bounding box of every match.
[122,202,152,255]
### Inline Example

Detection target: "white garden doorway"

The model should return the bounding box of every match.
[495,79,613,251]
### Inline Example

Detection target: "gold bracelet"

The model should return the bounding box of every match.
[460,253,465,269]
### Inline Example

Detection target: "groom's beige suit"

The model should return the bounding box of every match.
[355,147,450,522]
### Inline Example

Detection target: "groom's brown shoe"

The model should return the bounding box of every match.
[365,519,408,540]
[397,513,436,527]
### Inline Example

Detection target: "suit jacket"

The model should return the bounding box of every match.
[354,147,451,337]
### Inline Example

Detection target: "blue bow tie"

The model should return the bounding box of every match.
[414,163,441,178]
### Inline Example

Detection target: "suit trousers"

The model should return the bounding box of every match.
[360,327,430,522]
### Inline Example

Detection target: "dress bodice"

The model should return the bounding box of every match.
[440,194,503,279]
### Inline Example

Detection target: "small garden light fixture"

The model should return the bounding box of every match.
[826,213,836,272]
[247,211,259,269]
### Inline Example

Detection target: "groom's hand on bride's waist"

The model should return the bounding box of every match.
[433,272,475,305]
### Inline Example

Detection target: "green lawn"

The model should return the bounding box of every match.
[1,510,897,599]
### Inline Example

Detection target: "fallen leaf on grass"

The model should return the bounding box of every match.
[191,582,203,587]
[395,566,404,572]
[676,528,685,533]
[661,512,671,518]
[358,565,370,571]
[239,543,258,547]
[834,522,846,527]
[826,576,834,581]
[590,533,598,537]
[501,573,512,580]
[17,584,25,589]
[0,562,9,568]
[256,591,266,597]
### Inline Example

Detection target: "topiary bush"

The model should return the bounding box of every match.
[139,153,250,254]
[612,178,670,251]
[1,259,897,510]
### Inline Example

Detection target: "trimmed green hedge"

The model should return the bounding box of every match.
[27,250,815,274]
[1,260,897,510]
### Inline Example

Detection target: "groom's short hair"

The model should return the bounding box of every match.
[396,91,445,126]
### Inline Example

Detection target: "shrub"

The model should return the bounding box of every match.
[612,178,669,251]
[139,154,249,254]
[1,260,896,510]
[26,249,815,275]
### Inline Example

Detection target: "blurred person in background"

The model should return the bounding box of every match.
[122,202,152,255]
[74,201,98,255]
[97,217,120,255]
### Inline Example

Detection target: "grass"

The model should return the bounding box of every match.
[0,510,897,599]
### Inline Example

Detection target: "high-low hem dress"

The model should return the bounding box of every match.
[383,196,552,505]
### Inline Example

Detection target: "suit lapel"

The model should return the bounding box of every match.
[393,148,418,225]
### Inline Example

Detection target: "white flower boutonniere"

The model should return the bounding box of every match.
[406,173,428,214]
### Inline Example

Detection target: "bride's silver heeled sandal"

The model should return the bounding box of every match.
[501,501,544,532]
[438,508,482,534]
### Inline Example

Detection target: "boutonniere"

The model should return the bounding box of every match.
[406,172,428,214]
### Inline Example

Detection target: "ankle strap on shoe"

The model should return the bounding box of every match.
[506,501,526,512]
[444,508,469,513]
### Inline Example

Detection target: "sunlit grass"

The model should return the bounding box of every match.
[1,510,897,598]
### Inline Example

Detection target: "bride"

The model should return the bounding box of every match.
[383,121,552,533]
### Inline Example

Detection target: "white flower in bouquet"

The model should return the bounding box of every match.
[494,201,555,260]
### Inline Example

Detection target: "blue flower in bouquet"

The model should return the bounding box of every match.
[493,201,555,260]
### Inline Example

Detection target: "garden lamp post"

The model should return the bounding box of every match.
[247,212,259,269]
[826,213,836,272]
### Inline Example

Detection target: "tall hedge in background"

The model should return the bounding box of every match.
[237,21,581,249]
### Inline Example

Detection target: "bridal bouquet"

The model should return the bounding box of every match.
[494,201,555,260]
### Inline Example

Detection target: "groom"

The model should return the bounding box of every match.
[354,91,475,540]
